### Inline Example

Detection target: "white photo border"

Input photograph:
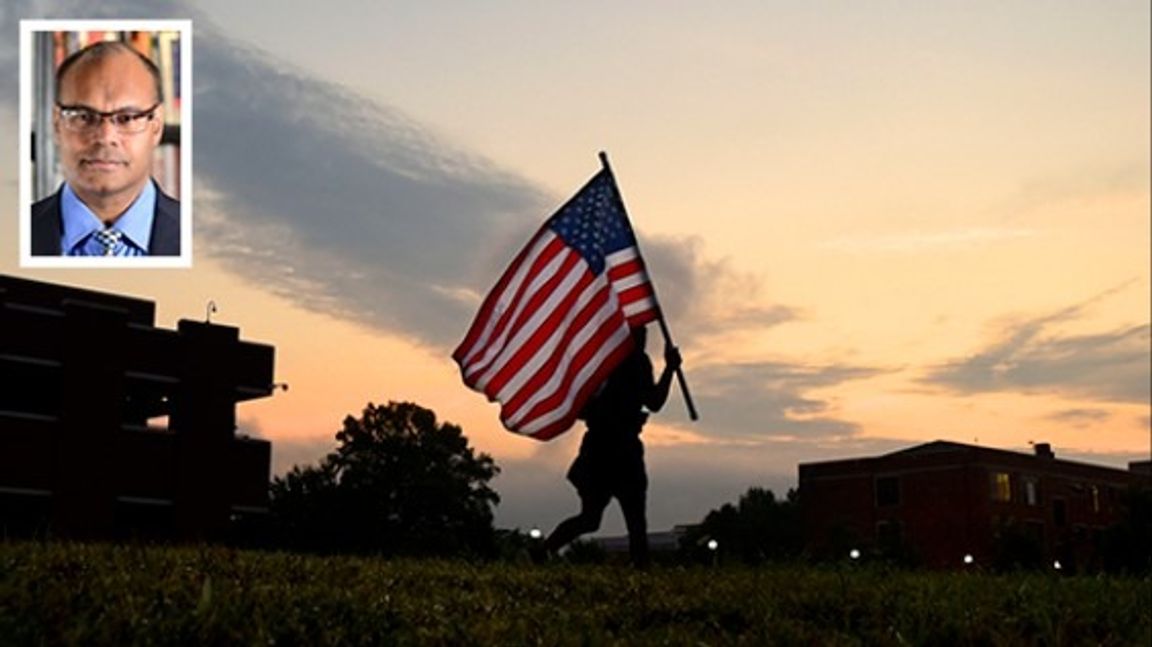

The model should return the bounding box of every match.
[19,19,193,269]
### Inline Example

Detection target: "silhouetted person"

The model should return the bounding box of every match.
[542,325,682,567]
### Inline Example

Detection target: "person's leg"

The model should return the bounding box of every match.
[618,484,649,568]
[543,489,611,555]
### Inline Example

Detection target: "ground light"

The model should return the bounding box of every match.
[963,554,974,566]
[707,539,718,551]
[849,549,860,560]
[529,527,542,540]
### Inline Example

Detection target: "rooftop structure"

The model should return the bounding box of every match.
[0,274,277,541]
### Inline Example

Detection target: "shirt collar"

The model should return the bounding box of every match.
[60,181,156,254]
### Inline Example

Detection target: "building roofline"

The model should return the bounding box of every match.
[799,439,1146,479]
[1,273,154,325]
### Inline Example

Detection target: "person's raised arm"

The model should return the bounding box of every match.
[645,343,682,412]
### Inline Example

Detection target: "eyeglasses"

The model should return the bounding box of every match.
[56,103,160,134]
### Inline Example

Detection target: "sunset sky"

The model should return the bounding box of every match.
[1,1,1148,535]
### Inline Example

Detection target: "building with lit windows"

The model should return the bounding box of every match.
[0,274,277,541]
[799,440,1148,570]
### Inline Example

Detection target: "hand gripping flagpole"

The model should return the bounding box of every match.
[599,151,699,421]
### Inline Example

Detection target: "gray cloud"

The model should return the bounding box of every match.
[190,36,795,351]
[1045,408,1113,427]
[920,285,1150,404]
[665,361,887,440]
[643,235,800,340]
[192,31,556,348]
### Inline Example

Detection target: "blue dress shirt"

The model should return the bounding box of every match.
[61,181,155,257]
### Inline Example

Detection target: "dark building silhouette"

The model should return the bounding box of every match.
[799,440,1149,570]
[0,274,276,541]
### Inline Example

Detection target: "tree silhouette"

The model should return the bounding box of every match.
[269,401,500,557]
[681,487,803,564]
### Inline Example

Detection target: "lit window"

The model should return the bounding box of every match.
[991,472,1012,502]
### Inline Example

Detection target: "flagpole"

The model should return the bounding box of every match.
[598,151,699,422]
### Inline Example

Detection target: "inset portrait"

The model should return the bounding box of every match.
[20,20,192,267]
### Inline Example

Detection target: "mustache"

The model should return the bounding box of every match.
[79,152,129,164]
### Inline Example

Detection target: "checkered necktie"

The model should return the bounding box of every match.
[94,229,123,256]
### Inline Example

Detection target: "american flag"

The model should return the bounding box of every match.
[453,168,660,440]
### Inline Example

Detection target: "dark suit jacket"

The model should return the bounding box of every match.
[31,182,181,256]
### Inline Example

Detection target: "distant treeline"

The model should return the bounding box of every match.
[237,401,1152,574]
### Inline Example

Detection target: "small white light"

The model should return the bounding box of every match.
[529,527,542,540]
[849,549,861,560]
[963,554,974,565]
[707,539,719,551]
[1053,560,1062,570]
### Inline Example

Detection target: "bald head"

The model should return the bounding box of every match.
[55,41,163,105]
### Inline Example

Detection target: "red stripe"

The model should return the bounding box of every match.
[606,258,646,281]
[617,284,655,306]
[626,308,660,328]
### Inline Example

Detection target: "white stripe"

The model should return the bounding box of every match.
[476,258,587,395]
[622,297,658,317]
[492,272,605,404]
[458,232,557,368]
[606,246,640,265]
[504,294,627,430]
[609,272,647,291]
[464,236,569,381]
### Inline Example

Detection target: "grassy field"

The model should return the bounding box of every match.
[1,541,1149,645]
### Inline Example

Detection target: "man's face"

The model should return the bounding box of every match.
[53,51,163,207]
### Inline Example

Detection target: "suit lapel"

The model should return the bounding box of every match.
[30,190,64,256]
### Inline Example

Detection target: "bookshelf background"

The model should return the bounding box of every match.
[31,30,182,202]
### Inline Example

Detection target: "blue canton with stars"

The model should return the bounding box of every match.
[548,170,638,276]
